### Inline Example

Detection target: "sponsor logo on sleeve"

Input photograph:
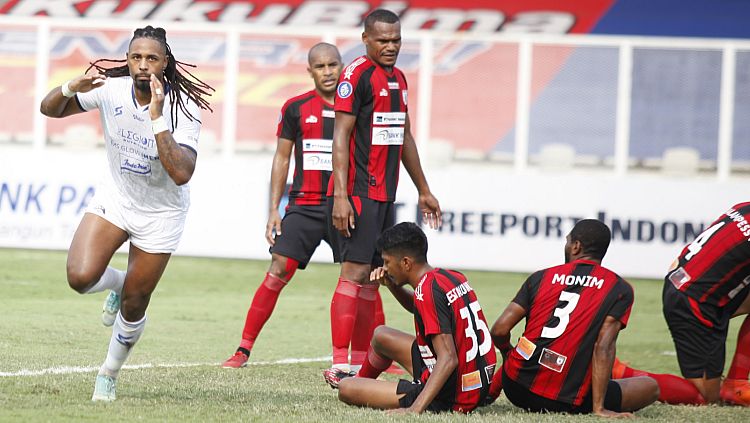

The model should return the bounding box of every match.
[343,57,367,80]
[337,81,353,99]
[371,127,404,145]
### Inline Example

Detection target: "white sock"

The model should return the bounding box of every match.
[99,312,146,379]
[349,364,362,373]
[84,266,125,294]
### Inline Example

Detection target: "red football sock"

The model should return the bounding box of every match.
[727,315,750,380]
[357,345,392,379]
[374,290,385,327]
[330,278,360,366]
[621,363,705,405]
[239,273,288,351]
[350,284,379,367]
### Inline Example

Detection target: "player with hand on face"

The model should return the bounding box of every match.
[328,222,496,415]
[490,219,658,417]
[222,43,345,368]
[40,25,212,401]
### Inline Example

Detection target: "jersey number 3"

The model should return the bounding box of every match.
[459,301,492,362]
[541,291,581,339]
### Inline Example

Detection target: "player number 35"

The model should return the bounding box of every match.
[459,301,492,362]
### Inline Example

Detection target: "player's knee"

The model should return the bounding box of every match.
[269,255,298,281]
[337,379,356,404]
[66,265,100,293]
[647,378,660,404]
[371,325,389,348]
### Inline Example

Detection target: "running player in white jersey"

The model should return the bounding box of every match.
[39,25,213,402]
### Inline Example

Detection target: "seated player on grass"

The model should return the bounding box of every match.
[613,202,750,406]
[490,219,658,417]
[324,222,496,414]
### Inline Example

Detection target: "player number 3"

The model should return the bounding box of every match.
[459,301,492,362]
[541,291,581,339]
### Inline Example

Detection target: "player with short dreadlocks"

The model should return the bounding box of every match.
[40,26,213,402]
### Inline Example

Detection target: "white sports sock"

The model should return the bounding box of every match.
[84,266,125,294]
[100,312,146,379]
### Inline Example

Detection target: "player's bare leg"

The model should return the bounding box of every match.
[93,244,170,401]
[338,377,403,409]
[223,254,298,368]
[66,213,128,293]
[615,376,660,412]
[67,213,128,326]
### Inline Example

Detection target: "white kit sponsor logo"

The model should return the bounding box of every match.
[302,152,332,171]
[302,138,332,152]
[388,82,400,89]
[304,115,318,124]
[373,112,406,125]
[372,127,404,146]
[322,109,335,118]
[379,88,388,97]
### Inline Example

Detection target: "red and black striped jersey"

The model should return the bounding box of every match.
[276,90,334,207]
[413,268,497,413]
[503,260,633,406]
[328,55,408,202]
[667,202,750,308]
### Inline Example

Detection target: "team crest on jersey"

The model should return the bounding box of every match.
[305,115,318,124]
[337,81,353,99]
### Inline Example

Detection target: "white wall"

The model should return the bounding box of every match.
[1,147,745,279]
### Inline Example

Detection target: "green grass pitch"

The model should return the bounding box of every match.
[1,248,749,422]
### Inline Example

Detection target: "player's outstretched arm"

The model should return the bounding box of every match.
[40,71,106,118]
[592,316,633,418]
[331,111,356,237]
[149,74,196,186]
[401,115,441,229]
[370,267,414,313]
[388,333,458,414]
[490,302,525,360]
[266,138,294,245]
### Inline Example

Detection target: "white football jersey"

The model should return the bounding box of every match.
[76,77,201,216]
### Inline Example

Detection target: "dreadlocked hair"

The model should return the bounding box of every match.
[86,25,214,129]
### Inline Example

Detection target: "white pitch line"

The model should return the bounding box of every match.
[0,356,331,377]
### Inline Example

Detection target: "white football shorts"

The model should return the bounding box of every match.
[85,187,187,254]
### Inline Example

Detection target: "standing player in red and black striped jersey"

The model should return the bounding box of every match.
[222,43,343,368]
[491,219,658,417]
[614,202,750,406]
[326,8,442,377]
[329,222,496,414]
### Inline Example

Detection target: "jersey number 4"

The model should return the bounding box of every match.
[541,291,581,338]
[459,301,492,362]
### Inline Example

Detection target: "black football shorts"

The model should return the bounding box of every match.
[270,204,334,269]
[326,196,395,266]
